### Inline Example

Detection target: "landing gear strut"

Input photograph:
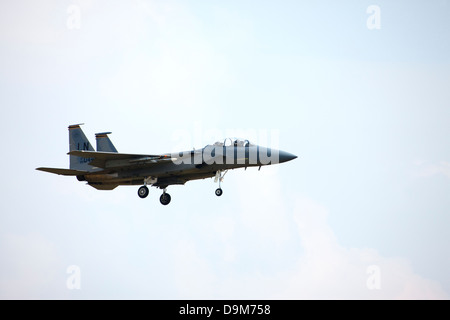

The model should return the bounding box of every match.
[160,188,171,205]
[214,170,227,197]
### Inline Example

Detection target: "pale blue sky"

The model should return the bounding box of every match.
[0,0,449,299]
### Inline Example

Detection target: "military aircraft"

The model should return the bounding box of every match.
[36,124,297,205]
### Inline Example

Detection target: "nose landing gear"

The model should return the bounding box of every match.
[214,170,227,197]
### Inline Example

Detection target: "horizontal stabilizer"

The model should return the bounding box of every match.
[36,167,89,176]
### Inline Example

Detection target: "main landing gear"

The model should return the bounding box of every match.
[138,177,171,205]
[138,186,149,198]
[138,185,171,205]
[159,189,171,205]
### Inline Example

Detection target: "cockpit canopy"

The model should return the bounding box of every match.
[211,138,255,147]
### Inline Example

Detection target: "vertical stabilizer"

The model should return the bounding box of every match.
[95,132,118,152]
[68,124,95,171]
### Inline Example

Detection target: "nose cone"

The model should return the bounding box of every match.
[279,150,297,163]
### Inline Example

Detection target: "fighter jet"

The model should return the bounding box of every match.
[36,124,297,205]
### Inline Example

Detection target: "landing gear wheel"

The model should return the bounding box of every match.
[138,186,149,198]
[215,188,223,197]
[160,193,171,205]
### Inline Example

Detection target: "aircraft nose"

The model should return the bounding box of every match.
[279,150,297,163]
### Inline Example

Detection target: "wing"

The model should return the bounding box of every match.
[36,167,89,176]
[67,150,176,169]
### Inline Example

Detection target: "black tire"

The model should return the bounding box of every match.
[215,188,223,197]
[160,193,171,205]
[138,186,149,199]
